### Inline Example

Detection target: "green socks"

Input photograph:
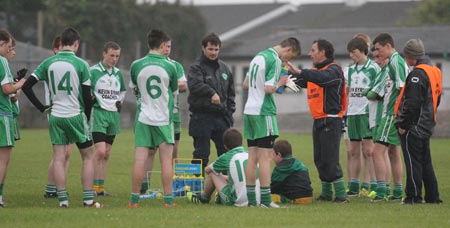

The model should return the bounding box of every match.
[260,186,272,205]
[246,185,257,206]
[321,182,333,198]
[333,178,347,199]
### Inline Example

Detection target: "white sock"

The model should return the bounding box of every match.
[84,200,94,205]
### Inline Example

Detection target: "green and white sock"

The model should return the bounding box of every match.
[260,186,272,205]
[45,184,57,196]
[83,189,95,204]
[370,180,377,192]
[349,178,360,193]
[57,189,68,202]
[246,185,257,206]
[376,181,387,198]
[393,183,403,198]
[361,182,370,190]
[163,193,174,205]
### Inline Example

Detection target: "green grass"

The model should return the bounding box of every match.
[2,129,450,227]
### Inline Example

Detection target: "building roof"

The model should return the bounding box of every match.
[220,25,450,58]
[197,3,283,35]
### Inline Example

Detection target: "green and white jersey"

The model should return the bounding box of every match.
[347,58,380,115]
[0,56,14,115]
[244,48,281,115]
[210,146,260,207]
[368,65,388,128]
[130,53,178,126]
[32,50,91,118]
[170,59,185,124]
[91,62,126,112]
[376,52,408,117]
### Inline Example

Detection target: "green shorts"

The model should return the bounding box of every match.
[91,108,120,136]
[13,116,20,140]
[347,114,371,141]
[374,115,400,146]
[243,114,279,140]
[49,113,92,145]
[174,121,181,134]
[134,121,174,148]
[0,115,15,147]
[219,184,236,206]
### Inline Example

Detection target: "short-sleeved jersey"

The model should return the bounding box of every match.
[90,62,126,112]
[32,50,91,118]
[210,146,256,207]
[0,56,14,115]
[170,59,186,123]
[244,48,281,115]
[347,58,380,115]
[372,52,408,116]
[130,53,178,126]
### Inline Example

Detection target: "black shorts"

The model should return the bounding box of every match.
[247,135,278,149]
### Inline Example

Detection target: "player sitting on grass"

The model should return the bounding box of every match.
[188,128,261,206]
[270,140,313,204]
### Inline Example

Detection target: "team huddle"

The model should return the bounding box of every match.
[0,26,442,208]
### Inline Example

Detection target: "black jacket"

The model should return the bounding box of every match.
[187,53,236,117]
[396,56,440,138]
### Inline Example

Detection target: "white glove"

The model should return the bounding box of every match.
[285,75,300,93]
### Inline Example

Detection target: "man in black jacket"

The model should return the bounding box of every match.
[287,39,348,203]
[396,39,442,204]
[187,33,235,173]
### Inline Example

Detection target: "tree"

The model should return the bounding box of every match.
[407,0,450,25]
[42,0,206,67]
[0,0,46,43]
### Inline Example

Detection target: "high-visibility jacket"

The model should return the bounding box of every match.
[305,63,347,119]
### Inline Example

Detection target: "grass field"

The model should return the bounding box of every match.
[2,129,450,227]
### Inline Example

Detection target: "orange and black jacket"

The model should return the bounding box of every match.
[395,56,442,138]
[293,58,346,119]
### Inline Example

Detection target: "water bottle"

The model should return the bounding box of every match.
[276,64,289,94]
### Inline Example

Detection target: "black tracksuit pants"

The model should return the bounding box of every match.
[400,130,441,203]
[313,117,343,182]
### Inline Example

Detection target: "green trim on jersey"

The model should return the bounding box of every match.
[130,53,178,126]
[347,58,380,115]
[169,59,185,123]
[33,50,91,118]
[90,61,126,112]
[0,56,14,114]
[210,146,250,206]
[244,48,281,115]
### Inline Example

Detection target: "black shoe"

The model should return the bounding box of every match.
[190,193,209,204]
[346,191,359,197]
[44,192,58,199]
[315,195,333,202]
[371,196,387,202]
[425,199,443,204]
[96,191,113,197]
[334,197,349,203]
[388,196,403,201]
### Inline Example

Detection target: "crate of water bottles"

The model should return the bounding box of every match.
[172,158,204,197]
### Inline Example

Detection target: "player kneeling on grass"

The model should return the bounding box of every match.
[188,128,261,206]
[270,140,313,204]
